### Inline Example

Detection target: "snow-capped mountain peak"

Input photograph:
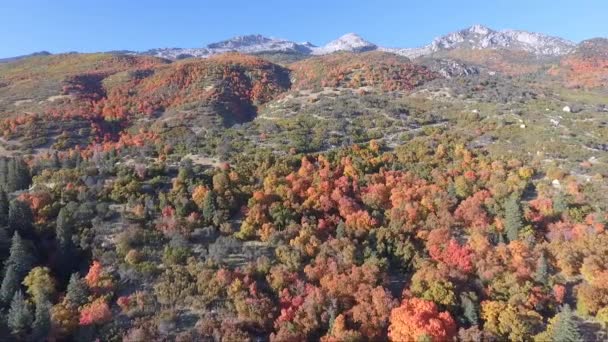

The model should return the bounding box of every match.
[426,25,575,56]
[468,24,493,35]
[138,25,577,61]
[311,33,377,55]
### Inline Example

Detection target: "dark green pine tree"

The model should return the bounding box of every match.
[460,291,479,326]
[202,190,217,224]
[0,189,9,227]
[535,252,549,285]
[0,232,35,304]
[8,199,34,238]
[6,158,31,192]
[0,224,9,262]
[505,193,523,242]
[30,299,51,341]
[55,207,77,279]
[65,273,89,308]
[553,305,581,342]
[7,290,32,337]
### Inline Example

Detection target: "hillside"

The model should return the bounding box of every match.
[0,25,608,342]
[290,51,437,91]
[549,38,608,88]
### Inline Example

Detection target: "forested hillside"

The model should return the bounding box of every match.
[0,33,607,340]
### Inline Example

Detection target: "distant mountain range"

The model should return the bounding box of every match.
[136,24,579,60]
[0,25,598,62]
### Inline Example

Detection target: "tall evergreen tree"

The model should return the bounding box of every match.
[553,306,581,342]
[0,232,35,304]
[31,299,51,341]
[460,291,479,326]
[535,252,549,285]
[202,190,217,224]
[6,158,31,192]
[7,290,32,337]
[0,224,9,262]
[8,199,34,238]
[505,193,523,242]
[0,189,9,227]
[65,273,89,308]
[536,305,581,342]
[55,207,76,279]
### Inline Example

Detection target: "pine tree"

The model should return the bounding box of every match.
[7,290,32,336]
[552,306,581,342]
[0,232,35,304]
[460,291,479,326]
[65,273,89,308]
[536,305,581,342]
[505,194,523,242]
[0,189,9,227]
[202,191,216,223]
[535,252,549,285]
[8,200,34,238]
[0,224,9,261]
[31,299,51,341]
[55,207,76,279]
[6,158,31,192]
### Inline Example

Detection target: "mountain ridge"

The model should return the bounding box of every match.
[1,25,601,62]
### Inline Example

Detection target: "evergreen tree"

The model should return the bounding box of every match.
[55,207,76,279]
[553,306,581,342]
[460,291,479,326]
[505,193,523,242]
[65,273,89,308]
[0,232,35,304]
[535,305,581,342]
[6,158,31,192]
[7,290,32,337]
[8,200,34,238]
[0,189,9,227]
[535,252,549,285]
[0,224,9,262]
[31,299,51,341]
[202,190,217,223]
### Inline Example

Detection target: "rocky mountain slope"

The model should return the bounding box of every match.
[388,24,575,58]
[135,25,579,60]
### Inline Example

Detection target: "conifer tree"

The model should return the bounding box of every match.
[505,194,523,242]
[0,232,35,304]
[65,273,89,308]
[460,292,479,326]
[7,290,32,337]
[55,207,76,279]
[202,190,217,223]
[31,299,51,341]
[8,199,34,238]
[0,189,9,227]
[535,305,581,342]
[535,252,549,285]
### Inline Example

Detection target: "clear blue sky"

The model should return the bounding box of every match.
[1,0,607,58]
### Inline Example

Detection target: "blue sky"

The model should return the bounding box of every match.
[1,0,607,58]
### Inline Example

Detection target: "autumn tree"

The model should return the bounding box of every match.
[23,267,56,304]
[388,297,456,342]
